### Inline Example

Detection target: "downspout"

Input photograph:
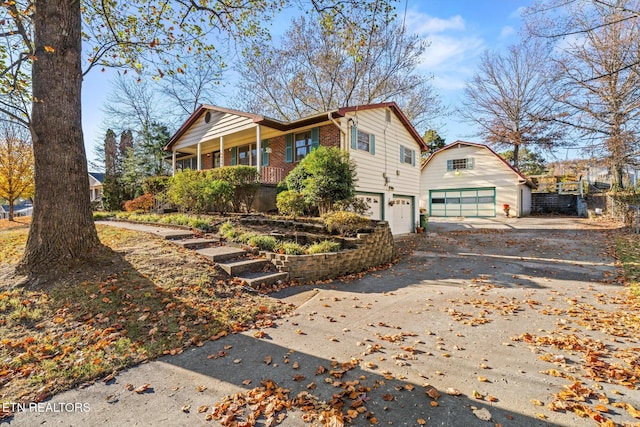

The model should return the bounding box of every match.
[328,111,346,150]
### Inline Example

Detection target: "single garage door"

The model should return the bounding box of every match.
[355,193,383,221]
[429,188,495,217]
[391,195,414,234]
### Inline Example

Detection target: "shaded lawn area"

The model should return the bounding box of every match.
[0,224,291,413]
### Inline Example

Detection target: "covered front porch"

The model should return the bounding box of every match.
[169,122,284,185]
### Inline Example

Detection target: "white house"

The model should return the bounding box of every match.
[421,141,533,218]
[164,102,427,235]
[88,172,105,205]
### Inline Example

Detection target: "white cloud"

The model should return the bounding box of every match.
[510,6,526,19]
[404,9,466,35]
[500,26,515,38]
[420,34,484,71]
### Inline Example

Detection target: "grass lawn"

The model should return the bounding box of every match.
[0,220,290,414]
[614,233,640,297]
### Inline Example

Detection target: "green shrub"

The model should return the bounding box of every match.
[207,166,260,212]
[143,176,171,195]
[323,211,371,236]
[166,170,233,213]
[276,190,307,217]
[306,240,341,254]
[124,194,155,213]
[276,242,306,255]
[285,146,357,215]
[248,235,278,251]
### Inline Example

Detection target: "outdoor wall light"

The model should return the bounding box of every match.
[265,147,272,153]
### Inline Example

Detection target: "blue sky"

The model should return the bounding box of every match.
[82,0,532,167]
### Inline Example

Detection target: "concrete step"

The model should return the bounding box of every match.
[172,237,219,250]
[218,258,267,276]
[196,246,246,262]
[239,271,289,288]
[155,229,195,240]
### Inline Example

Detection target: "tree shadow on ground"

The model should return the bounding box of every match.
[161,332,560,426]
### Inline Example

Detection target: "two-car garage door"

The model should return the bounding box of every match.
[429,188,496,217]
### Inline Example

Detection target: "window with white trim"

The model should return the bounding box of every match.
[447,158,475,171]
[357,130,371,151]
[400,145,415,165]
[295,131,312,162]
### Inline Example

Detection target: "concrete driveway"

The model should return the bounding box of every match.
[10,216,636,427]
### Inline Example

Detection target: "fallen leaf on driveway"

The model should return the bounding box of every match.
[473,407,492,421]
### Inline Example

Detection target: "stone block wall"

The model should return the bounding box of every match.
[262,222,396,283]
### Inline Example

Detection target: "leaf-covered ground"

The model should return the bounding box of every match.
[0,224,291,418]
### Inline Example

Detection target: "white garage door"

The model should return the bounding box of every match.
[429,188,496,217]
[355,193,383,221]
[391,196,413,234]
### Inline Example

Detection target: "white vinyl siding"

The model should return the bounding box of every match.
[172,111,256,152]
[343,108,421,234]
[421,144,531,217]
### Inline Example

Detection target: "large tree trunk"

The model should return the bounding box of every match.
[8,199,14,222]
[17,0,102,282]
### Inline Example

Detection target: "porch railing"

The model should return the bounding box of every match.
[260,166,284,184]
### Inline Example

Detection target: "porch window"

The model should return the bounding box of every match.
[177,156,196,170]
[236,144,256,166]
[295,131,312,162]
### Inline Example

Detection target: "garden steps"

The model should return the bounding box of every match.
[218,258,268,276]
[238,271,289,288]
[154,229,195,240]
[195,246,247,262]
[172,237,220,250]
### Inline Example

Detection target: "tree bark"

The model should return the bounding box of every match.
[17,0,102,282]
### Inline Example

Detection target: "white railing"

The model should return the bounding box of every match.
[261,166,284,184]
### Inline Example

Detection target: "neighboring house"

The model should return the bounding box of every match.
[421,141,533,218]
[89,172,105,205]
[163,103,427,235]
[0,200,33,219]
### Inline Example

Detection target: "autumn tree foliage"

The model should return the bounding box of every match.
[0,0,398,286]
[237,16,441,132]
[526,0,640,188]
[459,40,565,170]
[0,125,34,221]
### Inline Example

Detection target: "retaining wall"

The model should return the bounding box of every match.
[261,222,396,283]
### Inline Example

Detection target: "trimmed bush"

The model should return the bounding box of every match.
[306,240,341,254]
[166,170,233,213]
[323,211,371,236]
[124,194,155,212]
[206,166,260,212]
[276,190,307,217]
[276,242,306,255]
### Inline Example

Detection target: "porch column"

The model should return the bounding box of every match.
[219,136,224,167]
[255,125,261,172]
[172,151,176,176]
[197,142,202,170]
